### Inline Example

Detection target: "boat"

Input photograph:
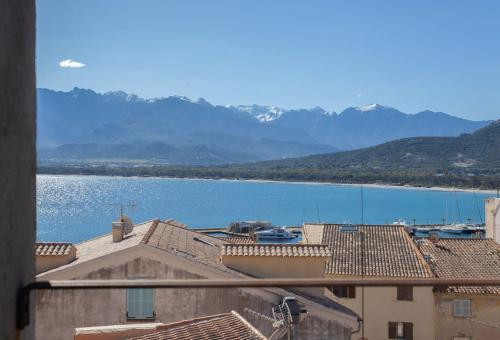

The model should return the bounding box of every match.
[440,225,464,234]
[255,226,296,240]
[392,219,407,226]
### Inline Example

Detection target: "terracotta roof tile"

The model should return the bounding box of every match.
[419,238,500,295]
[221,237,255,244]
[222,244,331,257]
[126,311,267,340]
[315,224,432,278]
[35,242,74,256]
[143,219,225,267]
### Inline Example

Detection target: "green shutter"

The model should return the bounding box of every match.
[127,288,155,319]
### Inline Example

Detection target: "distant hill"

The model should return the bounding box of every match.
[38,88,490,165]
[39,120,500,189]
[254,119,500,170]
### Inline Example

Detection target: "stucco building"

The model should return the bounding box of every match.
[419,238,500,340]
[485,197,500,243]
[36,219,359,340]
[303,223,435,340]
[74,310,267,340]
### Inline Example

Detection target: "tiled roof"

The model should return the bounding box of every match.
[419,238,500,295]
[312,224,431,277]
[126,311,267,340]
[142,219,225,266]
[221,236,255,244]
[35,242,74,256]
[222,244,331,257]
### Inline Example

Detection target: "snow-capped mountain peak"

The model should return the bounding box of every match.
[232,105,284,122]
[357,103,386,112]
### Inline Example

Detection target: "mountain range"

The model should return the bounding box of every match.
[38,88,491,165]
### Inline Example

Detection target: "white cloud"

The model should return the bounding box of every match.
[356,93,363,98]
[59,59,86,68]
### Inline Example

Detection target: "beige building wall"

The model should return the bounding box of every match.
[36,253,352,340]
[327,275,435,340]
[485,197,500,243]
[221,255,327,296]
[36,249,77,274]
[434,293,500,340]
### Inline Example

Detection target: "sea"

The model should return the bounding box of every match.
[37,175,493,243]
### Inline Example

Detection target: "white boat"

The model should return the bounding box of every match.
[440,225,464,234]
[392,219,407,226]
[255,227,295,240]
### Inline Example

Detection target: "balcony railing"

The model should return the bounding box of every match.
[17,277,500,329]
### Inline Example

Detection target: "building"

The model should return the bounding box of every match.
[35,242,76,273]
[485,197,500,243]
[302,223,435,340]
[36,219,359,340]
[419,238,500,340]
[74,310,267,340]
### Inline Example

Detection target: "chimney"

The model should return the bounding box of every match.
[112,221,124,242]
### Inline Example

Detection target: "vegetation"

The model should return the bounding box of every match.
[38,120,500,190]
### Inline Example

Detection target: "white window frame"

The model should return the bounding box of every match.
[453,299,471,317]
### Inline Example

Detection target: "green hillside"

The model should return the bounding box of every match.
[39,120,500,189]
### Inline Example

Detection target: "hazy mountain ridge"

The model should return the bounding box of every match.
[38,88,491,165]
[252,119,500,171]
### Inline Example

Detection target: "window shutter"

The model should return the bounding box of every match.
[127,288,138,318]
[348,286,356,298]
[127,288,155,319]
[388,322,397,338]
[397,286,413,301]
[403,322,413,340]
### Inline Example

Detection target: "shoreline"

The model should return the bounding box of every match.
[36,173,499,195]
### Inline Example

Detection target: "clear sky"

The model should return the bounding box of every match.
[37,0,500,120]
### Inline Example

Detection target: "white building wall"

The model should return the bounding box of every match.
[485,198,500,243]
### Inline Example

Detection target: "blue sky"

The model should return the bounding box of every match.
[37,0,500,120]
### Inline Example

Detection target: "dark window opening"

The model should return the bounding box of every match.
[388,321,413,340]
[328,285,356,298]
[397,286,413,301]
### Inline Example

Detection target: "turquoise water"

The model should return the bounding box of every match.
[37,175,491,243]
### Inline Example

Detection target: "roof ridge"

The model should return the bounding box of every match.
[161,219,228,243]
[141,219,160,244]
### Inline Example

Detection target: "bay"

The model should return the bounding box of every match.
[37,175,491,243]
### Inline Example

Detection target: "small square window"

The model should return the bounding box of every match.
[397,286,413,301]
[453,299,471,317]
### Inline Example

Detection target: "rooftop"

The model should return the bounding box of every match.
[303,224,432,278]
[419,238,500,294]
[126,311,267,340]
[143,219,225,267]
[35,242,74,256]
[222,244,331,257]
[221,236,255,244]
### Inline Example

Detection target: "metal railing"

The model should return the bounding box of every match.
[17,277,500,329]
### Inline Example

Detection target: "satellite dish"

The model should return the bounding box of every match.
[122,215,134,235]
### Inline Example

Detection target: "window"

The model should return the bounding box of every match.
[397,286,413,301]
[453,337,471,340]
[328,285,356,298]
[453,299,471,317]
[127,288,155,319]
[388,322,413,339]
